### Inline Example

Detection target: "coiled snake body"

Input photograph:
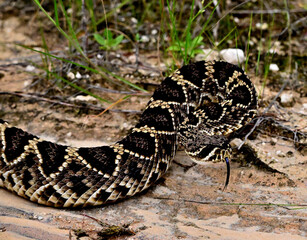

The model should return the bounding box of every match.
[0,61,257,208]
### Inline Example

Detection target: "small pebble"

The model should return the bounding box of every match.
[128,55,137,63]
[300,103,307,114]
[271,138,278,143]
[276,150,285,157]
[66,8,73,14]
[269,158,278,164]
[75,72,82,79]
[286,151,294,157]
[140,35,150,42]
[151,29,158,35]
[256,22,268,30]
[220,48,245,65]
[248,40,255,46]
[67,72,75,79]
[73,95,97,102]
[269,63,279,72]
[280,91,294,107]
[150,72,159,77]
[25,65,36,72]
[23,80,31,87]
[131,17,138,24]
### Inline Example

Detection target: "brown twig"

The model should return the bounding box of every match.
[230,9,307,14]
[0,91,142,114]
[87,84,151,96]
[153,196,307,208]
[238,80,289,150]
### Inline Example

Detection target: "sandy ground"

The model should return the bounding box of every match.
[0,147,306,239]
[0,8,306,240]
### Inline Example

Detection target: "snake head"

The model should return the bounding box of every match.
[179,129,231,190]
[179,127,232,164]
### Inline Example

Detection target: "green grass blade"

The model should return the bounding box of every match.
[33,0,70,43]
[17,44,147,93]
[186,0,218,63]
[256,0,264,75]
[203,26,237,60]
[53,0,59,27]
[33,0,86,59]
[245,13,253,71]
[58,0,83,54]
[96,0,132,25]
[86,0,97,32]
[46,70,111,103]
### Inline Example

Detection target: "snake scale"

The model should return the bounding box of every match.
[0,61,257,208]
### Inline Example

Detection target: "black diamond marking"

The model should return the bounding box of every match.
[22,153,40,190]
[136,107,174,131]
[152,77,186,103]
[4,127,35,163]
[41,186,65,207]
[12,152,37,173]
[228,85,251,106]
[37,141,68,176]
[179,61,208,88]
[121,153,145,181]
[186,112,200,126]
[53,196,66,207]
[0,175,5,186]
[202,80,220,96]
[199,102,224,121]
[119,132,155,157]
[212,61,240,87]
[66,175,91,197]
[78,146,117,176]
[54,161,92,198]
[187,87,199,103]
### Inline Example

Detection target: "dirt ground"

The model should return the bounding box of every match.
[0,2,306,240]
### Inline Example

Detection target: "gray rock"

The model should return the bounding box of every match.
[220,48,245,65]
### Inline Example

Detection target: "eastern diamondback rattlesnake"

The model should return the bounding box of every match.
[0,60,258,207]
